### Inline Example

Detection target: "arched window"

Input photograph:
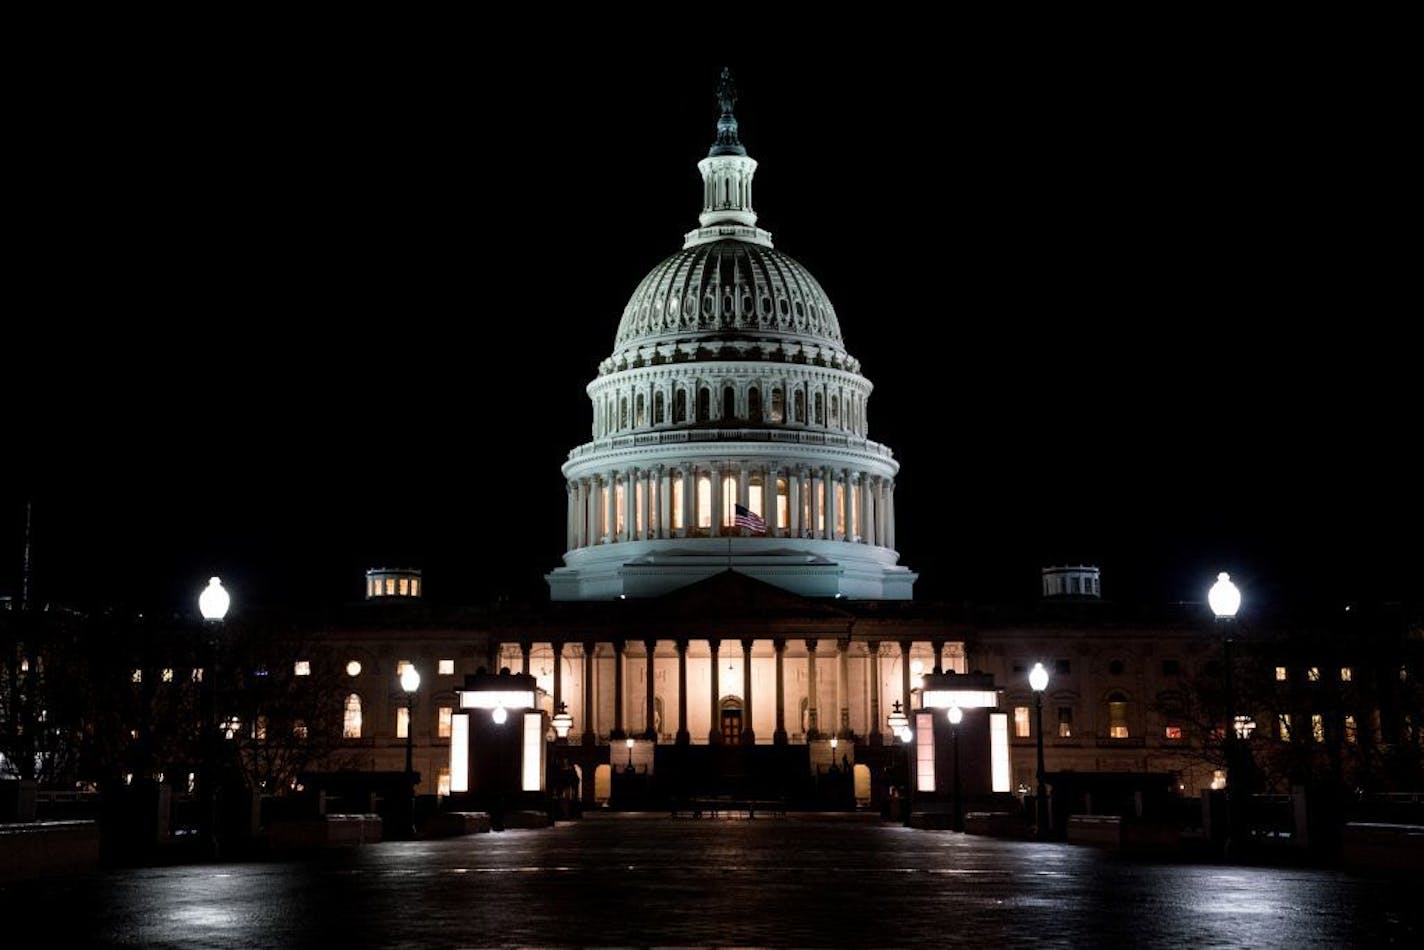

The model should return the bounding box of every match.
[813,392,824,425]
[748,387,762,423]
[722,386,737,421]
[1107,692,1130,739]
[793,389,805,423]
[770,388,784,423]
[697,388,711,423]
[696,474,712,529]
[636,393,646,428]
[829,395,839,427]
[674,388,687,424]
[654,391,665,425]
[619,397,628,431]
[343,694,363,738]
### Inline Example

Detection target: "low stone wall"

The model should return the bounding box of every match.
[424,812,492,837]
[1342,822,1424,871]
[502,810,551,829]
[0,820,101,881]
[963,812,1020,837]
[1067,815,1181,851]
[268,814,383,850]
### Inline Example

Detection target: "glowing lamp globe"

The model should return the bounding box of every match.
[552,703,573,739]
[491,704,507,725]
[198,576,230,621]
[1209,572,1241,618]
[1029,662,1049,693]
[948,706,963,726]
[400,667,421,694]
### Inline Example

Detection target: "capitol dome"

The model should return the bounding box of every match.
[547,70,916,602]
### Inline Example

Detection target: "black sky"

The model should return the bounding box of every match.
[5,28,1417,615]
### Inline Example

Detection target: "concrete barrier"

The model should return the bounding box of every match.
[1342,822,1424,871]
[268,813,383,850]
[0,820,101,881]
[424,812,492,837]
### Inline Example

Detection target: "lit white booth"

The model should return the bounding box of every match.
[449,670,549,826]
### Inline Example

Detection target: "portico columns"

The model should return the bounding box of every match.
[836,638,849,736]
[773,639,788,744]
[582,641,596,746]
[676,639,690,745]
[708,639,722,744]
[741,639,755,744]
[806,639,819,738]
[931,639,945,676]
[868,641,882,746]
[899,640,913,713]
[612,640,626,739]
[552,641,564,709]
[644,640,657,739]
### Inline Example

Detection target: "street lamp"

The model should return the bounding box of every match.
[947,705,963,832]
[400,665,420,838]
[1209,571,1242,852]
[197,576,229,860]
[1029,661,1049,839]
[829,735,839,765]
[625,736,635,771]
[552,702,573,741]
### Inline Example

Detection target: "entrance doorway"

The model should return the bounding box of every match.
[721,708,742,744]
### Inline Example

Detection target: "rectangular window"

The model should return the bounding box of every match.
[131,669,142,684]
[1014,706,1031,738]
[776,477,789,531]
[749,482,764,520]
[1340,667,1353,682]
[1275,666,1288,682]
[192,668,203,683]
[294,660,311,677]
[1109,701,1129,739]
[438,659,454,676]
[255,716,267,741]
[1164,725,1183,740]
[399,577,409,596]
[1057,707,1073,738]
[385,577,395,596]
[437,767,452,798]
[161,668,174,683]
[1279,713,1292,740]
[722,475,736,528]
[1312,713,1325,743]
[990,713,1010,792]
[915,712,935,793]
[343,694,362,738]
[671,476,684,530]
[397,660,413,677]
[1307,667,1321,682]
[438,706,453,739]
[1344,714,1358,744]
[635,480,644,535]
[834,482,846,537]
[615,481,626,535]
[397,706,410,739]
[410,578,419,597]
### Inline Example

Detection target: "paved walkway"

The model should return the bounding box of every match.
[1,813,1419,947]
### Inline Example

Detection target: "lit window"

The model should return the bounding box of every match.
[1344,715,1358,744]
[343,694,363,738]
[696,475,712,529]
[1014,706,1031,738]
[399,577,409,596]
[410,578,420,597]
[367,577,375,597]
[671,476,684,530]
[1211,770,1226,790]
[161,668,174,683]
[438,659,454,676]
[223,717,241,740]
[721,475,736,529]
[1108,697,1129,738]
[192,668,203,683]
[255,716,267,741]
[438,706,453,738]
[397,660,413,677]
[294,660,311,676]
[777,477,789,530]
[397,706,410,739]
[19,657,29,673]
[131,669,142,684]
[1340,667,1353,682]
[1275,666,1288,682]
[1311,713,1325,743]
[1279,713,1292,740]
[1234,715,1255,739]
[437,767,452,797]
[1165,725,1183,740]
[1058,707,1073,738]
[346,660,361,677]
[1307,667,1321,682]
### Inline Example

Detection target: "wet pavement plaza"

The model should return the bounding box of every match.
[2,813,1419,947]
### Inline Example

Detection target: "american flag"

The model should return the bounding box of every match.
[734,503,766,534]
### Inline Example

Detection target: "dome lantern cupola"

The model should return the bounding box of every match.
[686,68,774,250]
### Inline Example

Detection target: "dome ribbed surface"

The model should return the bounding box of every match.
[614,241,844,353]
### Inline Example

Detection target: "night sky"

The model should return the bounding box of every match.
[5,35,1416,616]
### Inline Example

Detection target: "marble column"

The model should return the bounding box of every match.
[741,638,755,744]
[773,639,788,744]
[899,640,913,714]
[612,640,626,739]
[806,639,819,738]
[836,638,849,737]
[867,641,882,746]
[708,639,722,744]
[676,639,690,745]
[644,640,657,739]
[582,641,596,746]
[552,641,564,709]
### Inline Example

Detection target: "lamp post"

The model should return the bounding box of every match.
[1029,662,1049,839]
[887,700,910,821]
[625,736,635,771]
[197,576,230,860]
[400,665,420,838]
[552,702,573,742]
[947,705,963,832]
[1209,571,1242,852]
